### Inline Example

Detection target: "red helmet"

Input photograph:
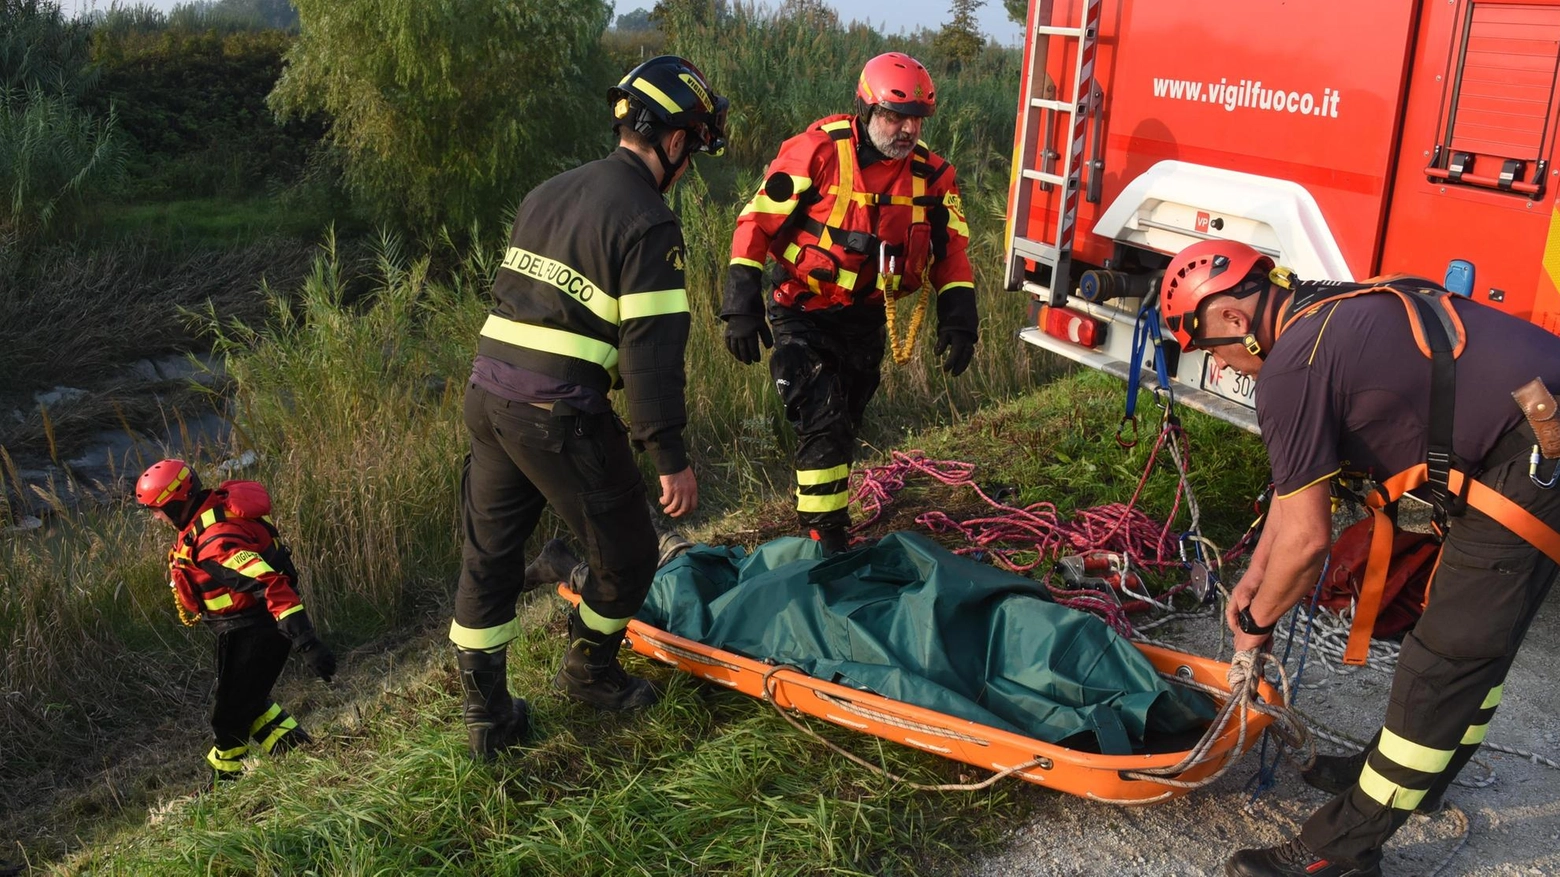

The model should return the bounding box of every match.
[1160,240,1273,350]
[136,459,200,509]
[856,52,936,118]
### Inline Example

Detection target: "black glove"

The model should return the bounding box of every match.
[721,263,772,365]
[723,313,773,364]
[935,330,975,377]
[935,286,978,377]
[278,610,336,682]
[295,634,337,682]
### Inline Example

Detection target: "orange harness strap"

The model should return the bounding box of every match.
[1343,465,1560,664]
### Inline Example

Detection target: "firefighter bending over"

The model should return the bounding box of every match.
[136,459,336,785]
[722,52,979,553]
[449,55,726,760]
[1159,240,1560,877]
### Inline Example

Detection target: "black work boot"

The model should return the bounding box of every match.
[1225,838,1382,877]
[808,525,851,555]
[455,647,531,761]
[264,725,313,756]
[553,610,658,711]
[1303,745,1444,815]
[523,538,587,593]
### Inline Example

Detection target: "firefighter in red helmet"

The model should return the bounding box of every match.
[136,459,336,785]
[1159,240,1560,877]
[722,51,979,553]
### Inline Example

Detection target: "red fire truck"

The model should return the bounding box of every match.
[1006,0,1560,431]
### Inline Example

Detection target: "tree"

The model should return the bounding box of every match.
[613,6,654,32]
[776,0,838,29]
[1003,0,1025,27]
[935,0,985,68]
[269,0,613,234]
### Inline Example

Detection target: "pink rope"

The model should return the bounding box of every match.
[847,437,1201,637]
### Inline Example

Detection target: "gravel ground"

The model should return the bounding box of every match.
[966,594,1560,877]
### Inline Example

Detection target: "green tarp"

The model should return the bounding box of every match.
[638,532,1214,755]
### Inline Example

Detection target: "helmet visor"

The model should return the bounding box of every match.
[693,96,729,155]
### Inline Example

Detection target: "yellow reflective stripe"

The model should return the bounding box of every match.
[1379,728,1455,774]
[153,465,192,505]
[500,247,617,325]
[619,288,689,320]
[731,257,763,270]
[222,549,274,577]
[1482,684,1504,709]
[277,604,304,621]
[912,161,926,224]
[632,77,681,115]
[740,174,814,217]
[200,508,219,528]
[249,703,283,736]
[797,465,850,486]
[1358,762,1403,808]
[944,194,969,238]
[449,618,519,651]
[259,715,299,753]
[578,602,631,635]
[825,136,854,249]
[938,281,976,295]
[797,490,850,513]
[1461,722,1490,745]
[1361,761,1432,810]
[481,315,618,370]
[207,744,248,772]
[204,593,234,611]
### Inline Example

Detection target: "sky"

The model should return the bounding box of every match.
[75,0,1027,45]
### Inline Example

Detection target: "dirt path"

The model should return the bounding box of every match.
[970,598,1560,877]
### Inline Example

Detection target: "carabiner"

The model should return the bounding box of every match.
[1115,415,1138,449]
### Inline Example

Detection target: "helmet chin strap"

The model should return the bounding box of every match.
[1192,283,1273,358]
[651,136,690,194]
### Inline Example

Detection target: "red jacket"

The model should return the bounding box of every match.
[730,114,974,312]
[167,481,305,630]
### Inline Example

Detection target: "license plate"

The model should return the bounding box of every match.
[1199,355,1257,409]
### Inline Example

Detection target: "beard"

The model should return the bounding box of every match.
[868,122,916,160]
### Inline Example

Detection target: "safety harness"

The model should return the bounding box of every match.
[768,117,959,350]
[1279,277,1560,663]
[168,489,300,627]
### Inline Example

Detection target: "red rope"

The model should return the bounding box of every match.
[847,433,1201,637]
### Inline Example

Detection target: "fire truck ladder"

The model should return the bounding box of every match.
[1005,0,1103,307]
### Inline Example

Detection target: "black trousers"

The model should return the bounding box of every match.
[211,623,292,752]
[768,308,886,532]
[453,383,658,645]
[1302,441,1560,863]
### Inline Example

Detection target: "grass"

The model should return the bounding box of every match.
[89,193,339,248]
[17,375,1267,876]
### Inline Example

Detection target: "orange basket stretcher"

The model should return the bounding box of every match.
[563,587,1283,805]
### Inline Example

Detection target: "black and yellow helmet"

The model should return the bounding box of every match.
[609,55,728,156]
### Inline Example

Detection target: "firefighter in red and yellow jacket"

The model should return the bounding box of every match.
[136,459,336,784]
[722,52,979,553]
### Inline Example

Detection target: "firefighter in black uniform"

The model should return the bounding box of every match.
[1159,239,1560,877]
[449,55,727,760]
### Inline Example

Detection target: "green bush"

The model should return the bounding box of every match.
[87,28,321,197]
[270,0,617,236]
